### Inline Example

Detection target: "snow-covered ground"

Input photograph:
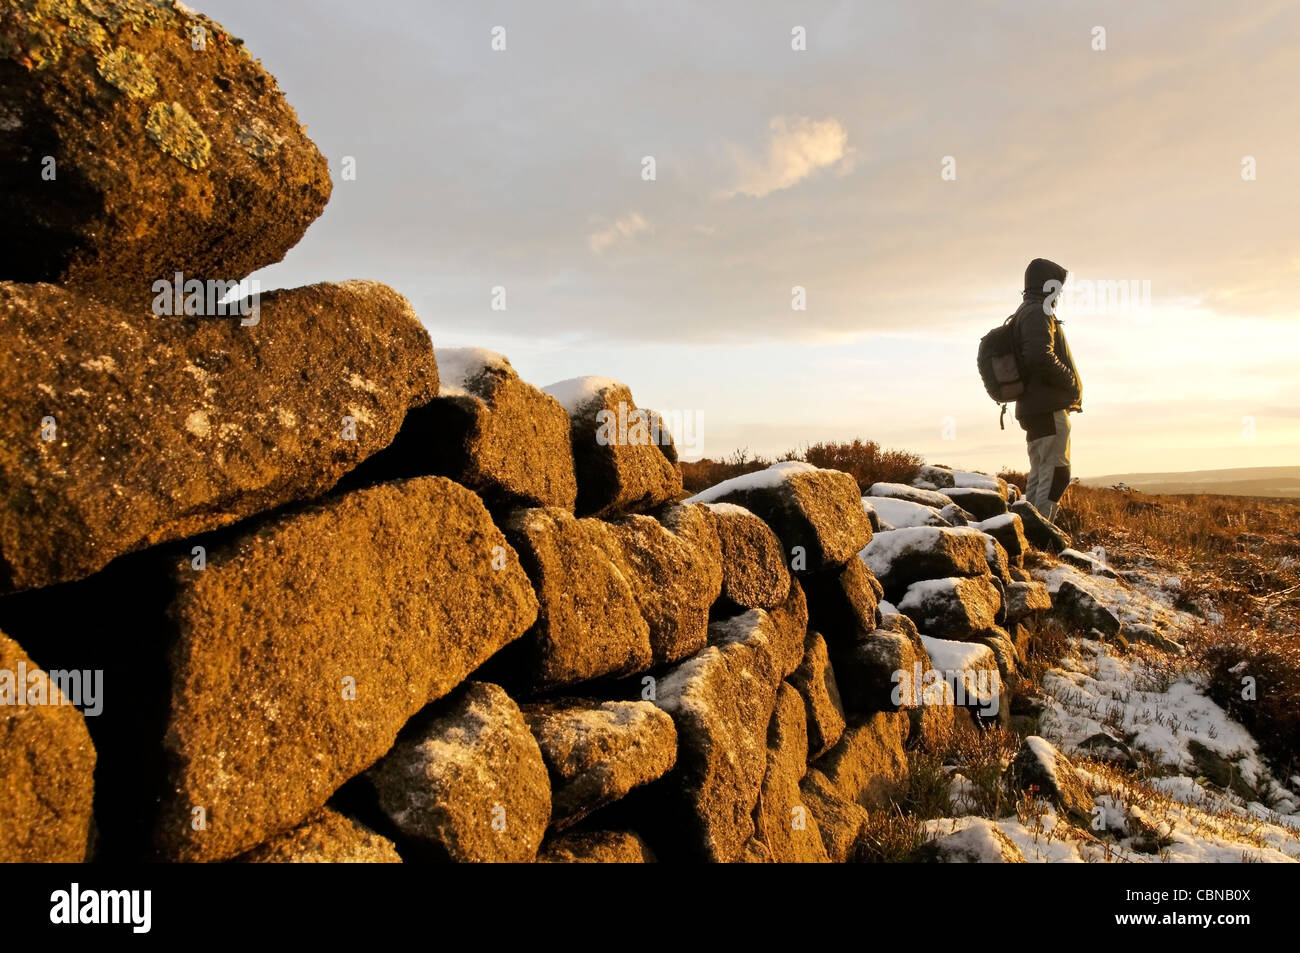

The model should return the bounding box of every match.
[926,555,1300,863]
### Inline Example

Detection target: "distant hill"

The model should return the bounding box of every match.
[1080,466,1300,498]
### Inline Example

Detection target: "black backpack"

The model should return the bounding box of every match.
[977,313,1024,429]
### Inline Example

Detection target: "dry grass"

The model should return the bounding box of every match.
[680,439,922,495]
[998,468,1027,493]
[855,807,938,863]
[802,439,924,493]
[1055,483,1300,775]
[1198,629,1300,777]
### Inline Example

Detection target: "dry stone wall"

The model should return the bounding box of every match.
[0,0,1074,863]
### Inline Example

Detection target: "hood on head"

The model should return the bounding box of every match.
[1024,258,1068,297]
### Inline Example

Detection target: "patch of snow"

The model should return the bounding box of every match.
[860,526,986,579]
[868,482,953,508]
[685,461,818,504]
[900,577,958,609]
[1036,561,1194,639]
[436,347,511,398]
[541,375,624,414]
[920,635,996,673]
[863,496,949,529]
[703,501,755,517]
[951,470,1002,492]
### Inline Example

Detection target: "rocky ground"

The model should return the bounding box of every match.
[907,487,1300,864]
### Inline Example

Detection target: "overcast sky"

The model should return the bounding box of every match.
[203,0,1300,477]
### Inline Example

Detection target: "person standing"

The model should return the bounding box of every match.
[1013,258,1082,522]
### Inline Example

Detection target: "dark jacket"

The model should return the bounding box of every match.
[1014,259,1082,419]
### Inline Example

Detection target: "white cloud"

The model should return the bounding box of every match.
[721,116,855,199]
[588,212,652,254]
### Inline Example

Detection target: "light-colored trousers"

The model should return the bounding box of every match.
[1025,410,1071,522]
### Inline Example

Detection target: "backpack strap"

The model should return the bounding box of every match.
[999,402,1007,430]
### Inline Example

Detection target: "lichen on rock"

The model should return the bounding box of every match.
[96,45,155,97]
[145,100,210,168]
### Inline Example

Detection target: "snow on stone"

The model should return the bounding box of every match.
[951,470,1002,492]
[435,347,511,398]
[863,496,949,529]
[879,600,899,616]
[920,635,996,673]
[859,525,986,578]
[976,513,1017,532]
[541,375,624,415]
[899,577,958,610]
[703,501,755,517]
[919,635,998,705]
[685,461,818,504]
[929,817,1024,862]
[868,482,953,508]
[1035,560,1192,638]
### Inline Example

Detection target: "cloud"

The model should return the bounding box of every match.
[588,212,652,254]
[721,116,855,199]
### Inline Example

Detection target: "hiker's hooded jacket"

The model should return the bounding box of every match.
[1014,258,1083,420]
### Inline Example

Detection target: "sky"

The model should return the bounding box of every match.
[202,0,1300,478]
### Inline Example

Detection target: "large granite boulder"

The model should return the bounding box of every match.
[367,681,551,862]
[801,556,880,640]
[860,526,991,601]
[863,495,951,529]
[542,377,681,517]
[706,502,791,610]
[942,486,1007,520]
[1004,581,1052,624]
[751,683,829,863]
[1005,735,1094,825]
[605,503,722,665]
[788,630,846,760]
[898,575,1004,640]
[501,507,653,690]
[156,476,538,862]
[351,347,576,510]
[0,0,331,308]
[799,769,868,863]
[689,462,871,572]
[652,611,783,861]
[867,482,952,509]
[0,629,96,861]
[1010,500,1072,552]
[977,513,1030,563]
[813,710,910,810]
[521,698,677,830]
[1051,579,1123,640]
[831,627,931,714]
[0,280,438,592]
